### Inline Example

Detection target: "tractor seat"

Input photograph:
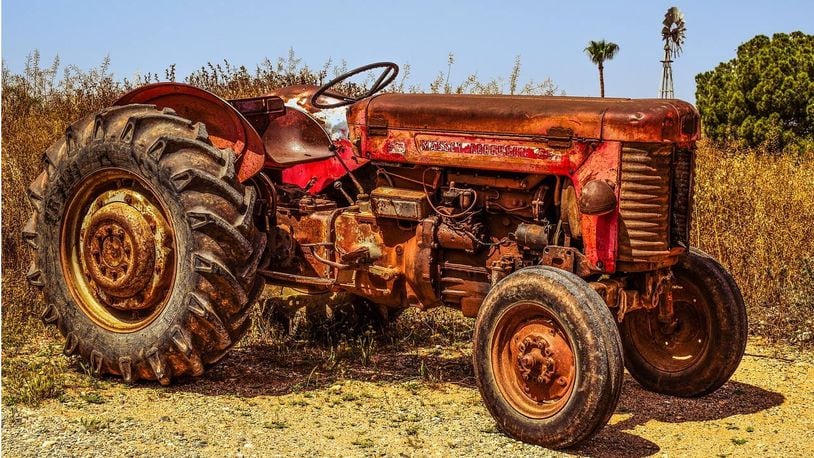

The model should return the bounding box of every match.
[262,107,336,166]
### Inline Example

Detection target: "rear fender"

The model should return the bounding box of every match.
[115,83,280,182]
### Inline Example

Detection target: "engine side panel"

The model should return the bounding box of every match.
[348,93,698,176]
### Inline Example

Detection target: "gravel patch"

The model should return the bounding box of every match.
[2,339,812,457]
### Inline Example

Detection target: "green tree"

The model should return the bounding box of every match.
[584,40,620,97]
[695,32,814,151]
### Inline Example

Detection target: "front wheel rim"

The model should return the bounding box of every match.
[490,301,576,419]
[60,168,177,333]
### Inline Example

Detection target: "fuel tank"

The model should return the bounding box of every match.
[347,93,699,175]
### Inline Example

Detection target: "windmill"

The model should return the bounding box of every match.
[660,6,686,98]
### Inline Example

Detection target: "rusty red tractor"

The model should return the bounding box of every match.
[25,62,747,448]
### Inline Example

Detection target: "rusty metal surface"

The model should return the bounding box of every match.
[276,209,339,280]
[670,147,694,248]
[80,195,172,310]
[266,85,352,142]
[440,275,489,317]
[280,137,368,195]
[490,301,576,418]
[623,272,709,372]
[560,185,582,238]
[362,129,583,176]
[332,210,408,306]
[115,83,269,182]
[570,141,621,273]
[405,217,444,309]
[617,145,673,269]
[229,95,286,135]
[60,169,175,332]
[350,93,698,177]
[370,187,430,221]
[358,93,699,142]
[261,108,335,165]
[540,246,581,276]
[590,268,673,322]
[447,172,545,191]
[578,179,617,215]
[514,223,551,250]
[256,82,696,319]
[436,222,480,252]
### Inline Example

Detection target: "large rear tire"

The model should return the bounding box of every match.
[619,248,747,397]
[24,104,266,384]
[473,266,623,449]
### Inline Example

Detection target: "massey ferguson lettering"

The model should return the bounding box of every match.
[418,140,552,158]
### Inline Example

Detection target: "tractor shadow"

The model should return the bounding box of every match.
[569,375,785,458]
[165,340,784,457]
[169,340,477,397]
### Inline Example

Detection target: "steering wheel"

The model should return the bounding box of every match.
[310,62,399,109]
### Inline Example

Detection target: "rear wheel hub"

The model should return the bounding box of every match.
[61,170,176,332]
[82,200,157,302]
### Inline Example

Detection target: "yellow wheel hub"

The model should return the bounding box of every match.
[61,169,176,332]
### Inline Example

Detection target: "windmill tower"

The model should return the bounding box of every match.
[660,7,686,98]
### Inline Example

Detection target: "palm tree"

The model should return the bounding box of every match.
[585,40,620,97]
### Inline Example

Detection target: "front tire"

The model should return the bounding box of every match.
[473,266,623,449]
[619,248,747,397]
[24,104,266,384]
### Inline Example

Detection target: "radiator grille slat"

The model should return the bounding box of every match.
[618,145,672,262]
[671,148,694,247]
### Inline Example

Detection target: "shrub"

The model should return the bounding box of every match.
[695,32,814,152]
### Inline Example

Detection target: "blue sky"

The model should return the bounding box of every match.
[2,0,811,101]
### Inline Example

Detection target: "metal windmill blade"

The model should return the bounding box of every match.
[663,6,681,27]
[662,6,686,59]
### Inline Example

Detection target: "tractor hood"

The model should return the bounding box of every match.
[351,93,699,144]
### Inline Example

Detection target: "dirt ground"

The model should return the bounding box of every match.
[2,335,813,458]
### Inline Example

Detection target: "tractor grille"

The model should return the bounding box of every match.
[618,145,672,264]
[670,148,694,248]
